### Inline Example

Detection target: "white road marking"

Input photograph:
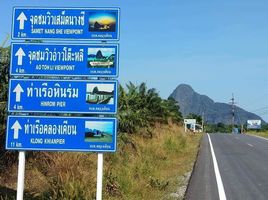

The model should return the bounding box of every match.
[207,134,227,200]
[247,143,254,147]
[235,137,239,139]
[249,134,268,141]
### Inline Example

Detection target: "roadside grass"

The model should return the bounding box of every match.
[104,124,202,200]
[0,124,202,200]
[247,131,268,139]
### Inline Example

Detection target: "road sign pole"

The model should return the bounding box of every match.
[16,151,26,200]
[96,153,103,200]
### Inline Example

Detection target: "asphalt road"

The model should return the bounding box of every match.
[185,133,268,200]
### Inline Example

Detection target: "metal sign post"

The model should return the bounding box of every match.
[16,151,26,200]
[96,153,103,200]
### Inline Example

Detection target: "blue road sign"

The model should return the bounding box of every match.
[11,43,119,77]
[6,116,117,152]
[12,7,120,41]
[8,79,117,114]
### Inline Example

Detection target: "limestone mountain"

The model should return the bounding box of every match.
[96,50,104,59]
[169,84,265,124]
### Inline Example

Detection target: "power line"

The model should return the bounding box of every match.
[256,111,268,116]
[250,106,268,113]
[247,92,268,106]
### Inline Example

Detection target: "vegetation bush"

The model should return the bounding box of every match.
[0,46,16,171]
[118,82,182,134]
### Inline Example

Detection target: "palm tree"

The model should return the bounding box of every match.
[118,82,183,134]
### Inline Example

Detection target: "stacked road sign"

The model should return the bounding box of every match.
[7,7,120,152]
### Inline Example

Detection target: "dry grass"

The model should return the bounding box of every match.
[0,124,202,200]
[103,124,201,200]
[247,131,268,138]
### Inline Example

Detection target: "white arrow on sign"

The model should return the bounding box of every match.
[15,47,26,66]
[13,84,24,102]
[11,120,22,139]
[17,12,27,30]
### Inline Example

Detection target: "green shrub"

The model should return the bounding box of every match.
[118,82,182,134]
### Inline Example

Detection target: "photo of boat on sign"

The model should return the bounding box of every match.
[86,83,114,104]
[87,47,115,68]
[84,121,114,143]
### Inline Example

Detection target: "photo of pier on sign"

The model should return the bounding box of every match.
[86,83,115,105]
[84,121,114,143]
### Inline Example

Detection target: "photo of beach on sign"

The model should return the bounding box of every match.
[84,121,113,143]
[87,47,115,68]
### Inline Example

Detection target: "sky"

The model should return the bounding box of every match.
[85,121,113,134]
[1,0,268,121]
[86,84,114,93]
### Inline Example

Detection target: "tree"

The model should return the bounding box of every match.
[118,82,183,134]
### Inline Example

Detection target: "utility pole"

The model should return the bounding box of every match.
[229,93,237,132]
[0,34,10,63]
[1,33,10,47]
[202,111,204,132]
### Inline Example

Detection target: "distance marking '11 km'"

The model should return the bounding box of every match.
[6,116,117,152]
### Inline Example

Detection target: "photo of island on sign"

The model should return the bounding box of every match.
[85,121,114,143]
[86,83,114,105]
[89,11,117,32]
[88,47,115,68]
